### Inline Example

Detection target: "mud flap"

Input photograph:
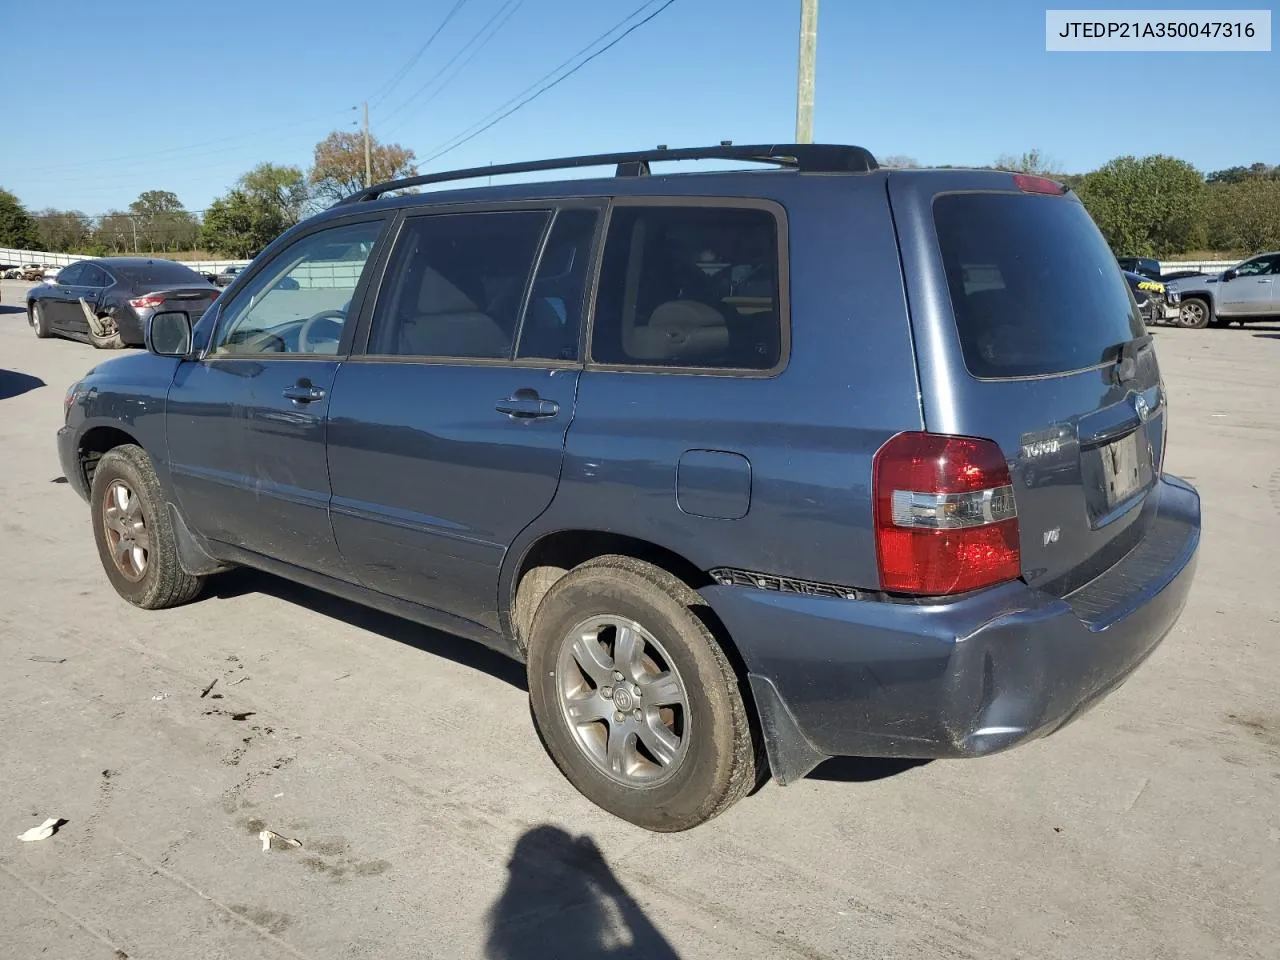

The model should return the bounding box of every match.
[747,674,828,784]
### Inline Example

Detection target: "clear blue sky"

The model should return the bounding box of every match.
[2,0,1275,215]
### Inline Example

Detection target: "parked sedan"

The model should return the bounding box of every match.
[214,265,245,287]
[1165,251,1280,328]
[27,258,219,349]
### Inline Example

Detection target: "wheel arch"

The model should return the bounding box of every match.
[76,425,143,493]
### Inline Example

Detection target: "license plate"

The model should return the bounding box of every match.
[1102,431,1143,506]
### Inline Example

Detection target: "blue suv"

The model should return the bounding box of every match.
[57,145,1200,831]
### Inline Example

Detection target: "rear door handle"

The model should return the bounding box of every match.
[282,382,326,403]
[495,394,559,419]
[1257,278,1273,283]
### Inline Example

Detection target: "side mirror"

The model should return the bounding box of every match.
[1222,269,1237,281]
[146,310,193,358]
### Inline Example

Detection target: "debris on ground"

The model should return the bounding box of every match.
[28,656,66,664]
[200,678,218,698]
[260,829,303,853]
[18,818,62,842]
[151,693,169,701]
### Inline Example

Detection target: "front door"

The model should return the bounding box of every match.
[1218,253,1279,316]
[166,216,389,575]
[46,263,86,332]
[327,205,600,629]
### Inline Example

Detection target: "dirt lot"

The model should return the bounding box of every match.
[1,278,1278,960]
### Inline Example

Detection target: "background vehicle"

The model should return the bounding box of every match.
[27,257,218,348]
[20,263,45,281]
[1117,256,1162,280]
[56,145,1200,831]
[1123,269,1166,324]
[1166,251,1280,328]
[214,265,245,286]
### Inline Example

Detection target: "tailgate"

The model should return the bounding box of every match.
[888,171,1165,594]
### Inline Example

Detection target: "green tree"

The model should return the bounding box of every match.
[200,190,287,258]
[0,188,36,248]
[239,163,308,225]
[128,190,197,251]
[95,210,137,253]
[33,209,93,252]
[1203,180,1280,253]
[880,154,919,169]
[1075,155,1206,257]
[308,130,417,205]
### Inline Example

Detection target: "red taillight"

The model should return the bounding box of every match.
[1012,173,1066,195]
[129,294,165,309]
[873,432,1021,595]
[209,288,219,298]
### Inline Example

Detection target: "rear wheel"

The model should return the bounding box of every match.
[90,444,204,609]
[527,556,759,832]
[30,303,50,338]
[1178,297,1212,329]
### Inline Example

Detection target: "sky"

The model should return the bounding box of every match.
[1,0,1275,217]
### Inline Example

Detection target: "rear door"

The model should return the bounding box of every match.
[889,171,1165,595]
[326,203,600,631]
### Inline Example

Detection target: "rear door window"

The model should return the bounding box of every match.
[933,193,1144,379]
[590,204,783,371]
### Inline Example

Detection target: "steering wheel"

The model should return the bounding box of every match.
[297,309,347,354]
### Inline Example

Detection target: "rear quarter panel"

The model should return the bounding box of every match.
[502,174,924,599]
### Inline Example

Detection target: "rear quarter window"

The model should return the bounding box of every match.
[934,193,1144,379]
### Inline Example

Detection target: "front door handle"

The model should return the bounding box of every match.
[1257,278,1273,283]
[282,381,326,403]
[495,392,559,419]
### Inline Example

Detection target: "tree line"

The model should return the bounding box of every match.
[3,139,1277,261]
[0,129,417,259]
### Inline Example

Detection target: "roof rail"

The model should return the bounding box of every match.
[336,142,879,205]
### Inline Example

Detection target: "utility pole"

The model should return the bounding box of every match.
[363,101,373,188]
[795,0,818,143]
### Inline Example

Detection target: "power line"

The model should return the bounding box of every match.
[26,110,354,176]
[420,0,678,166]
[369,0,472,109]
[380,0,524,132]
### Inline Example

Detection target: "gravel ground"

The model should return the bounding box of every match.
[1,277,1278,960]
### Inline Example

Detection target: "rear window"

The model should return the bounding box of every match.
[117,261,204,286]
[934,193,1144,379]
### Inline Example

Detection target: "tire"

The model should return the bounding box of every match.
[1178,297,1212,329]
[527,556,759,832]
[89,314,126,350]
[89,444,204,609]
[30,303,51,338]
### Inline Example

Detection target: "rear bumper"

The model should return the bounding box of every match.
[699,475,1200,783]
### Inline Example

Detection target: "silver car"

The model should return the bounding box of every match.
[1166,251,1280,328]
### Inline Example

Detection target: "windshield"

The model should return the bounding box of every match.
[934,193,1144,379]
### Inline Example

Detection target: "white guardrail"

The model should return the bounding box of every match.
[2,246,1243,283]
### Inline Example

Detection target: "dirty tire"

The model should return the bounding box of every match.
[90,444,204,609]
[527,556,759,831]
[30,303,51,338]
[1179,297,1212,329]
[89,317,126,350]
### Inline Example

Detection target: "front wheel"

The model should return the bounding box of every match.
[1178,297,1212,329]
[527,556,760,832]
[90,444,205,608]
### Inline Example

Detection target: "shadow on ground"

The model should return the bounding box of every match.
[0,304,26,315]
[205,567,528,690]
[806,756,931,782]
[0,369,45,400]
[1252,333,1280,340]
[485,825,680,960]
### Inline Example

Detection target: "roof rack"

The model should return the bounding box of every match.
[337,142,879,205]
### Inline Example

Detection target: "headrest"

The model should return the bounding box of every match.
[418,267,477,314]
[649,299,725,330]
